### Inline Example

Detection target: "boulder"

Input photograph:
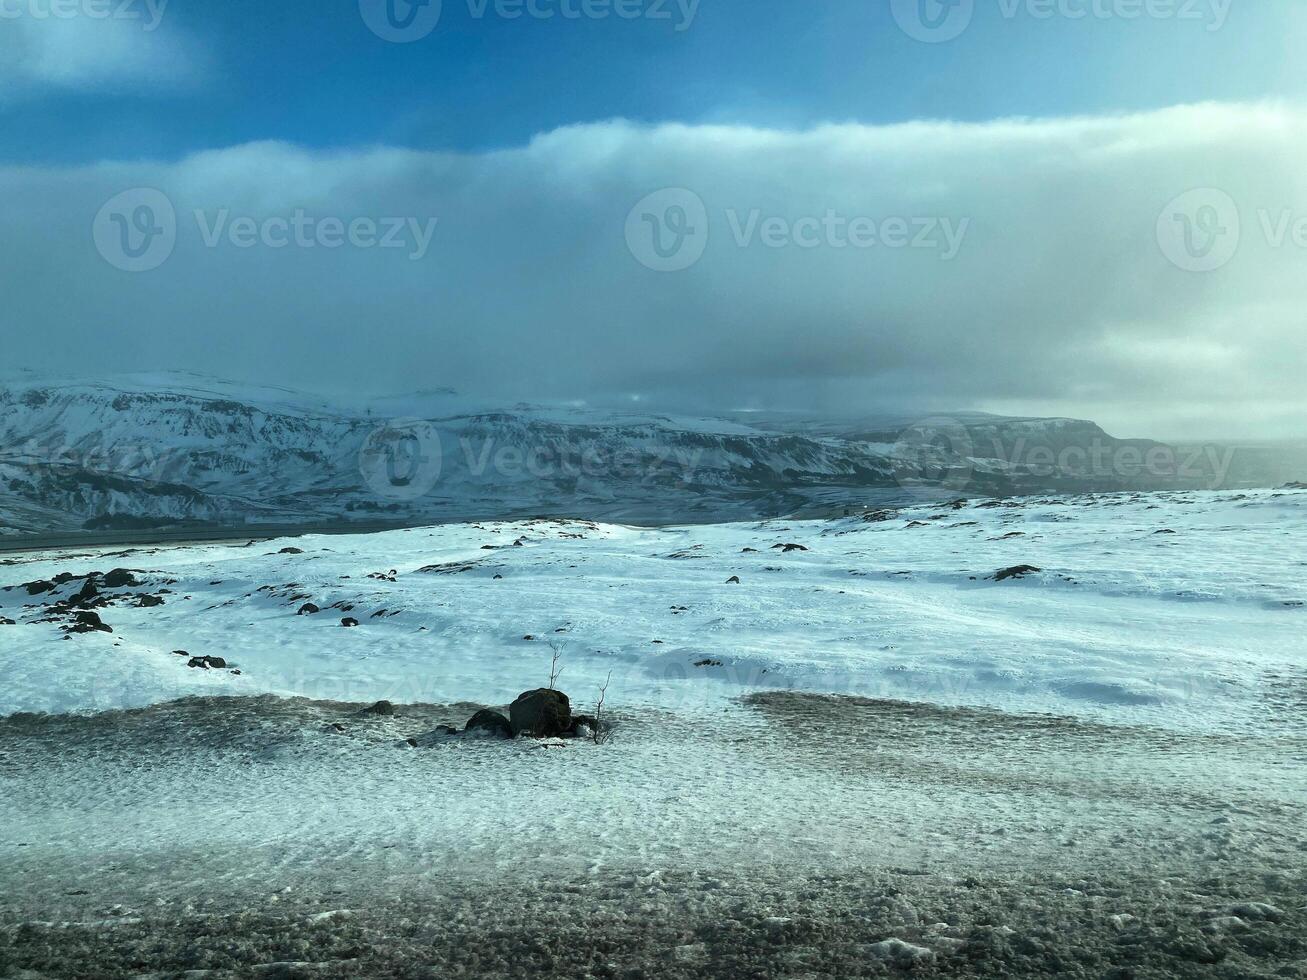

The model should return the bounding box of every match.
[135,594,165,608]
[0,617,15,626]
[726,576,740,584]
[364,700,396,716]
[102,568,139,588]
[23,580,56,596]
[509,688,571,737]
[993,565,1041,582]
[341,617,359,628]
[297,603,320,616]
[564,713,599,738]
[66,611,112,634]
[463,709,513,738]
[186,655,228,669]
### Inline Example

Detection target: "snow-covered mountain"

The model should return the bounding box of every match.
[0,372,1276,536]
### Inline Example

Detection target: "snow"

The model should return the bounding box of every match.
[1,487,1304,736]
[3,488,1305,977]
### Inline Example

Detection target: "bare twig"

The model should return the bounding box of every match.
[547,639,565,690]
[592,670,612,745]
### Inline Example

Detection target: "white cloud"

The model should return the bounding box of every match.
[1,102,1304,439]
[0,2,207,98]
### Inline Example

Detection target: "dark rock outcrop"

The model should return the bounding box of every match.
[297,603,320,615]
[509,688,571,737]
[993,565,1042,582]
[463,709,514,738]
[187,655,228,669]
[364,700,396,716]
[65,611,112,634]
[341,617,359,628]
[70,579,101,607]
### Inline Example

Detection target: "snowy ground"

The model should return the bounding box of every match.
[1,488,1305,977]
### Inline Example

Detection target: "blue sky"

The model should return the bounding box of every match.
[3,0,1303,164]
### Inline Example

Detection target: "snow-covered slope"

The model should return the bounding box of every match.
[4,488,1305,980]
[0,372,1257,536]
[2,487,1303,734]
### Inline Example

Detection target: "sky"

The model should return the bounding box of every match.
[1,0,1306,439]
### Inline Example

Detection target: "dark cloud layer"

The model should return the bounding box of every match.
[2,103,1303,439]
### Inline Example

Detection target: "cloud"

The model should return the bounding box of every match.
[0,102,1303,439]
[0,1,207,99]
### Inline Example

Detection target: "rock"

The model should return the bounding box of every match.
[341,617,359,628]
[186,655,228,669]
[772,543,809,552]
[993,564,1041,581]
[23,580,56,596]
[1220,902,1283,923]
[136,594,165,607]
[463,709,514,738]
[726,576,741,584]
[863,939,935,966]
[298,603,320,615]
[564,713,599,738]
[102,568,139,588]
[66,611,112,634]
[278,547,304,555]
[509,688,571,737]
[0,617,15,626]
[364,700,396,716]
[70,579,101,606]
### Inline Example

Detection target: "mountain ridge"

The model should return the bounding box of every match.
[0,373,1274,535]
